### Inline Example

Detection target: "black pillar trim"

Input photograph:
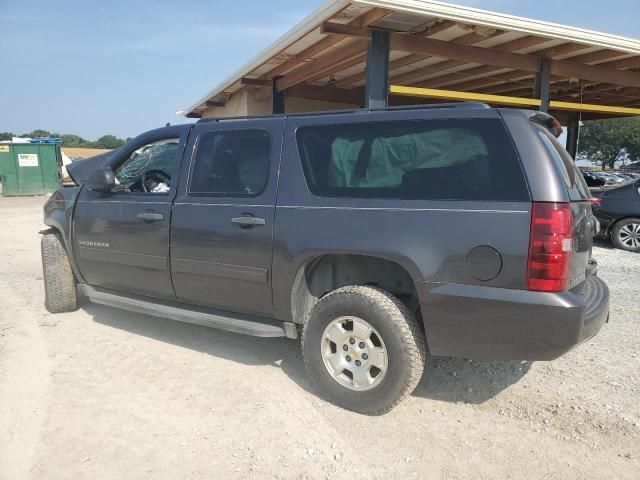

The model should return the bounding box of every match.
[272,76,285,114]
[535,58,552,113]
[365,29,390,109]
[566,114,580,159]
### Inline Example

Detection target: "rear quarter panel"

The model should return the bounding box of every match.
[272,108,532,327]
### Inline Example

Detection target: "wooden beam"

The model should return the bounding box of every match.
[336,29,506,88]
[456,50,640,93]
[440,71,536,92]
[286,84,363,104]
[306,53,366,85]
[533,42,592,59]
[324,23,640,88]
[205,100,225,107]
[277,38,369,91]
[264,7,390,80]
[412,19,459,36]
[602,55,640,70]
[563,49,630,65]
[393,36,550,88]
[422,65,514,89]
[551,60,640,87]
[323,23,541,72]
[240,78,271,87]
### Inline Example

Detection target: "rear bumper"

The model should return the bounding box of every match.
[419,274,609,361]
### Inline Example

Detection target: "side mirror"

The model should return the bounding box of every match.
[85,167,115,192]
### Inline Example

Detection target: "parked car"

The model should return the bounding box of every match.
[40,105,609,414]
[592,179,640,252]
[615,173,637,181]
[582,170,606,187]
[594,171,625,185]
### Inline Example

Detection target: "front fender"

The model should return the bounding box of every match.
[42,186,85,283]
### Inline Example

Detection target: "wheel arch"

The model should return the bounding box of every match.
[609,216,640,250]
[607,215,640,235]
[289,252,422,326]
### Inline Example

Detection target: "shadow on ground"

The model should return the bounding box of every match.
[593,237,615,250]
[413,356,531,404]
[83,301,530,406]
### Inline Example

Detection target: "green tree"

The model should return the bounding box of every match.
[0,132,15,141]
[95,135,126,149]
[22,129,51,138]
[579,117,640,169]
[60,134,88,147]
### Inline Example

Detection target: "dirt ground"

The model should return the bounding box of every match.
[0,195,638,480]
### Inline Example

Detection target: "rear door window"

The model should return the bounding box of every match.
[295,118,529,201]
[534,124,591,201]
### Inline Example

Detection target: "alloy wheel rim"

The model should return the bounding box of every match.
[619,223,640,248]
[320,316,388,391]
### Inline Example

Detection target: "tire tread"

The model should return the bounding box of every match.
[41,230,78,313]
[301,285,425,415]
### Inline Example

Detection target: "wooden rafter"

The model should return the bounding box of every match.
[277,38,369,91]
[406,42,571,89]
[431,55,640,93]
[338,31,503,87]
[260,7,390,80]
[286,84,363,104]
[323,23,640,88]
[333,24,504,88]
[411,19,459,36]
[240,78,271,87]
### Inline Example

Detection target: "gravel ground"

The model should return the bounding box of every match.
[0,196,638,480]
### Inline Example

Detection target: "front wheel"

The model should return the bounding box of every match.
[611,218,640,252]
[301,286,426,415]
[41,230,78,313]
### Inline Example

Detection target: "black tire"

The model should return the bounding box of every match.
[611,218,640,252]
[41,230,78,313]
[301,285,426,415]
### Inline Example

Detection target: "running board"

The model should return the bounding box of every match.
[78,285,297,339]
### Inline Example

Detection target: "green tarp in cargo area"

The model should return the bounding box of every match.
[328,128,488,188]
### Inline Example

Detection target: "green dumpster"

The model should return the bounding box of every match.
[0,142,62,196]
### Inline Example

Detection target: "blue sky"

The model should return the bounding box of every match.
[1,0,638,139]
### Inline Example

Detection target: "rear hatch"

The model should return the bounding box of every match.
[533,122,596,293]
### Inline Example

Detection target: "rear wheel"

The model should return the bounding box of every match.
[301,286,425,415]
[611,218,640,252]
[41,230,78,313]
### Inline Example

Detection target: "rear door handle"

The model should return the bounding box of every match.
[137,212,164,222]
[231,216,266,227]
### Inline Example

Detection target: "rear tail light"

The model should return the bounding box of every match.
[527,202,573,292]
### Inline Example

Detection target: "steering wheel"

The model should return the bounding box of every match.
[142,169,171,192]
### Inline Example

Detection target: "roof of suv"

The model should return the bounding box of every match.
[195,102,492,124]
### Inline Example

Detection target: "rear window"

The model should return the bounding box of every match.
[295,118,529,201]
[534,124,591,201]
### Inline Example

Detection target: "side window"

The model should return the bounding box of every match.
[189,129,271,196]
[295,118,529,201]
[113,138,180,193]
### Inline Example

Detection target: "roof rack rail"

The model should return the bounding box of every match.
[196,102,490,123]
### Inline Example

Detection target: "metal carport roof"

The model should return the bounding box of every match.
[181,0,640,119]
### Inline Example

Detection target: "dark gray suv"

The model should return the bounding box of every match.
[41,104,609,414]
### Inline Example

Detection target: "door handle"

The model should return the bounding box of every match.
[231,216,266,228]
[137,212,164,222]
